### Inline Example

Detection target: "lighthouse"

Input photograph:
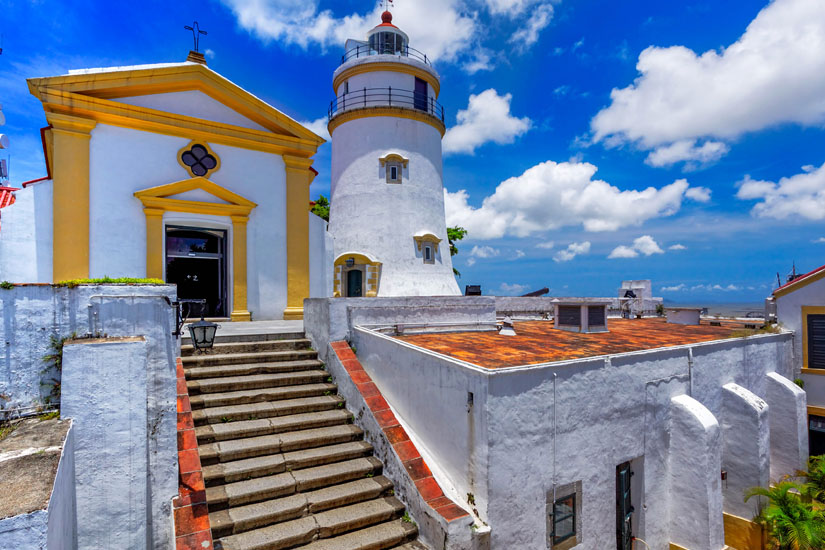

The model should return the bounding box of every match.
[327,11,461,297]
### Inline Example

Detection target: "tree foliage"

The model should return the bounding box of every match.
[311,195,330,222]
[746,479,825,550]
[447,226,467,277]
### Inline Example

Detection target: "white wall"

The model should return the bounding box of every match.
[88,123,290,318]
[309,212,333,298]
[351,326,796,550]
[0,181,53,283]
[777,279,825,408]
[329,116,459,296]
[46,422,76,550]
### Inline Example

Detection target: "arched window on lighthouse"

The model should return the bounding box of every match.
[380,153,409,184]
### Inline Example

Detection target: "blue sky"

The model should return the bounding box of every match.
[2,0,824,301]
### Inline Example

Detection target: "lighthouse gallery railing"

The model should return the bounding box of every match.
[328,87,446,123]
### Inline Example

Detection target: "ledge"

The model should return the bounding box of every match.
[173,357,214,550]
[330,341,470,523]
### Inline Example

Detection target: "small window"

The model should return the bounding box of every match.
[386,162,402,184]
[552,494,576,544]
[343,80,349,94]
[424,244,434,264]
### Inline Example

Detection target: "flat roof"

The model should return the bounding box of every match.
[395,318,756,369]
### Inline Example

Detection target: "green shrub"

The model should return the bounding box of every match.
[55,277,164,288]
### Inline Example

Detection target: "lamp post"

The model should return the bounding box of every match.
[187,317,220,352]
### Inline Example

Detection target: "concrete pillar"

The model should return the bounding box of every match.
[61,337,149,550]
[669,394,725,550]
[720,383,770,519]
[765,372,808,481]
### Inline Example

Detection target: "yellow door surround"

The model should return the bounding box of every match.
[134,177,257,322]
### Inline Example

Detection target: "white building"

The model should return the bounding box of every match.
[327,12,461,298]
[0,55,332,320]
[773,263,825,456]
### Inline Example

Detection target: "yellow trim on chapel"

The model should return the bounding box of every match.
[802,306,825,369]
[134,177,258,322]
[333,62,440,97]
[47,112,96,281]
[283,155,314,320]
[328,106,446,137]
[28,63,326,144]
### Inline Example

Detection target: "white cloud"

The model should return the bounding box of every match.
[645,140,729,168]
[444,161,689,239]
[554,241,590,262]
[814,237,825,244]
[484,0,533,15]
[668,244,687,250]
[535,241,555,249]
[608,235,664,259]
[591,0,825,164]
[469,245,500,258]
[463,49,495,74]
[299,116,330,141]
[204,48,216,59]
[661,284,686,292]
[220,0,477,62]
[685,186,712,203]
[509,3,554,50]
[466,257,476,266]
[690,283,742,292]
[736,161,825,220]
[499,282,530,295]
[608,245,638,259]
[514,249,526,258]
[443,89,532,155]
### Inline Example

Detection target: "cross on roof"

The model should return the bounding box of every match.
[184,21,207,52]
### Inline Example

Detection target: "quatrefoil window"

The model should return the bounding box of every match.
[178,142,220,178]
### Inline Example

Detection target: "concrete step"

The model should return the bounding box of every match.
[214,498,405,550]
[190,383,338,410]
[193,395,345,426]
[182,339,313,357]
[295,519,417,550]
[183,331,306,346]
[185,359,324,381]
[182,349,319,368]
[206,456,383,510]
[202,441,374,486]
[209,476,394,538]
[196,409,353,444]
[188,371,330,395]
[199,424,364,465]
[395,542,430,550]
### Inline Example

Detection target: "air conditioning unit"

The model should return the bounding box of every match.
[552,299,612,333]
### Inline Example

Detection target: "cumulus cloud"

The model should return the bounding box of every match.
[685,186,712,203]
[669,244,687,250]
[553,241,590,262]
[469,245,500,258]
[536,241,555,249]
[499,282,530,295]
[661,284,685,292]
[662,283,742,292]
[514,249,526,258]
[444,161,689,239]
[608,235,664,259]
[814,237,825,244]
[736,161,825,220]
[645,140,729,168]
[443,89,532,155]
[591,0,825,164]
[299,116,330,141]
[220,0,476,62]
[509,3,554,50]
[466,257,476,266]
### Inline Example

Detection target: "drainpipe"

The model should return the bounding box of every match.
[687,348,694,397]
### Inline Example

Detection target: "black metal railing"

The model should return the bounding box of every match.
[328,87,445,123]
[341,44,432,66]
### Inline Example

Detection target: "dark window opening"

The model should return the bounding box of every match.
[551,494,576,544]
[165,226,227,317]
[390,166,398,180]
[810,415,825,457]
[808,314,825,369]
[414,77,428,112]
[589,305,606,327]
[558,306,581,326]
[180,144,218,177]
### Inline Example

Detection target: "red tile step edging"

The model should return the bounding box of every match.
[330,341,470,523]
[174,356,214,550]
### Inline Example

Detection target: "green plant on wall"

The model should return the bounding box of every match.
[746,480,825,549]
[41,332,77,408]
[55,277,164,288]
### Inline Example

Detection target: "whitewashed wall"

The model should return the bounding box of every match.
[0,181,53,282]
[309,212,333,298]
[329,116,459,296]
[352,327,796,550]
[87,120,290,318]
[777,279,825,408]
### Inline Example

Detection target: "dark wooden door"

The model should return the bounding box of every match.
[616,462,634,550]
[347,270,363,297]
[414,77,428,112]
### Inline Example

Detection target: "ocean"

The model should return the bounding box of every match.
[665,302,766,318]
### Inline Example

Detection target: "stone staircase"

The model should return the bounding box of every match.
[182,331,426,550]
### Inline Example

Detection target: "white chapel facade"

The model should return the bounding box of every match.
[0,58,331,320]
[327,11,461,298]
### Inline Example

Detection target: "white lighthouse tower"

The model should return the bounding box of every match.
[327,10,461,297]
